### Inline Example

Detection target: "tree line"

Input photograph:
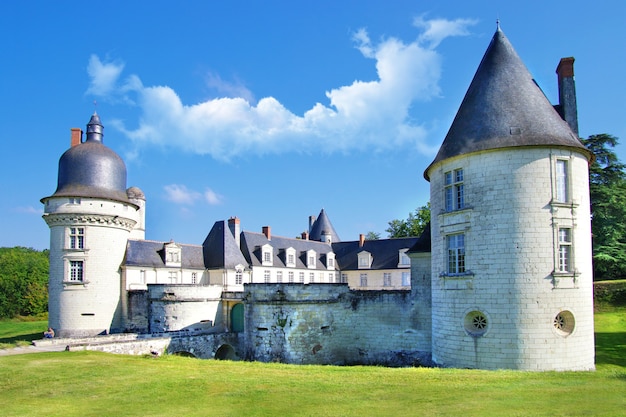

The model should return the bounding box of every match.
[378,134,626,281]
[0,247,49,319]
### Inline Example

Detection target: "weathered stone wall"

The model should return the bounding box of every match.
[243,284,431,366]
[148,285,225,333]
[126,290,149,333]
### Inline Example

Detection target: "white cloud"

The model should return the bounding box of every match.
[413,15,478,49]
[86,55,125,96]
[163,184,201,205]
[87,16,476,160]
[204,188,223,205]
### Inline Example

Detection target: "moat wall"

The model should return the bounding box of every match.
[242,284,431,366]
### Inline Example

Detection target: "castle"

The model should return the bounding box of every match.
[41,27,595,370]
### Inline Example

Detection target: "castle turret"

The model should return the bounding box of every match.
[425,26,594,370]
[41,113,142,337]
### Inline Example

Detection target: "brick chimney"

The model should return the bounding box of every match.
[262,226,271,240]
[556,57,579,135]
[70,128,82,147]
[301,231,309,240]
[359,234,365,247]
[228,217,240,247]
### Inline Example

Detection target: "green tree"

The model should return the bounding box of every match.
[581,134,626,280]
[0,247,49,318]
[364,231,380,240]
[386,203,430,238]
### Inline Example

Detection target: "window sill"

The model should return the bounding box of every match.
[63,280,89,287]
[439,271,474,278]
[441,206,473,215]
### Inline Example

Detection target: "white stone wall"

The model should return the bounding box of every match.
[43,197,138,337]
[427,147,594,370]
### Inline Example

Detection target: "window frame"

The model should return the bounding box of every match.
[444,168,465,212]
[447,233,466,275]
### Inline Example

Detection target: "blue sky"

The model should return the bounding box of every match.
[1,1,624,250]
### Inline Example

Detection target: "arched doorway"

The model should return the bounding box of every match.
[231,303,244,333]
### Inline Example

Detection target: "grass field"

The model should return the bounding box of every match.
[1,309,625,417]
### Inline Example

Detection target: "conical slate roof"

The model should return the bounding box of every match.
[309,209,341,243]
[425,27,589,180]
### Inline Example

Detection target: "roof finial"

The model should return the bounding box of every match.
[496,18,501,31]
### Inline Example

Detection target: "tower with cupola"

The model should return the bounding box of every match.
[42,113,145,337]
[425,26,595,370]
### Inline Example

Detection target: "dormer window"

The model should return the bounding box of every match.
[164,241,182,267]
[326,252,335,270]
[306,249,317,269]
[286,247,296,267]
[399,249,410,266]
[358,251,372,269]
[261,244,273,266]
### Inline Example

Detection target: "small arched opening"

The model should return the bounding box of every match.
[215,344,239,361]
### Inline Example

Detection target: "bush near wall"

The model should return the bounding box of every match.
[0,247,49,319]
[594,280,626,308]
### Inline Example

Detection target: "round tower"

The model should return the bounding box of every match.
[41,113,141,337]
[425,27,595,370]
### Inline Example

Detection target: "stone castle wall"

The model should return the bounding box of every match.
[243,284,431,366]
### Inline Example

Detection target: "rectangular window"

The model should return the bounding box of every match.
[288,254,295,265]
[263,252,271,263]
[69,260,83,282]
[277,271,283,283]
[400,252,410,265]
[309,272,315,283]
[360,273,368,287]
[191,272,197,284]
[264,270,271,283]
[288,271,294,283]
[69,227,84,249]
[383,273,391,287]
[447,233,466,274]
[235,270,243,285]
[168,271,177,283]
[308,256,315,267]
[68,197,81,205]
[329,273,334,282]
[556,160,569,202]
[328,257,335,268]
[558,228,572,272]
[299,272,305,283]
[140,270,146,284]
[402,271,410,286]
[341,273,348,284]
[444,169,465,211]
[319,272,324,283]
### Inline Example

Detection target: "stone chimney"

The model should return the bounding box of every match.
[228,217,241,247]
[359,234,365,247]
[262,226,271,240]
[301,231,309,240]
[556,57,579,135]
[308,216,316,233]
[70,128,82,147]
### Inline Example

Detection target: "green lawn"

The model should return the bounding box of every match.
[0,310,625,417]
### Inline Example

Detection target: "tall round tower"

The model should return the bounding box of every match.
[425,27,595,370]
[41,113,142,337]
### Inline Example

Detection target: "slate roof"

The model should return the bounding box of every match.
[425,27,590,180]
[124,240,205,269]
[309,209,341,242]
[332,237,418,270]
[240,231,335,270]
[202,220,249,269]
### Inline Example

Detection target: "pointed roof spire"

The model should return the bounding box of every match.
[425,27,589,180]
[308,209,341,243]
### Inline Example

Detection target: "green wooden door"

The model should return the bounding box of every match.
[231,303,244,333]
